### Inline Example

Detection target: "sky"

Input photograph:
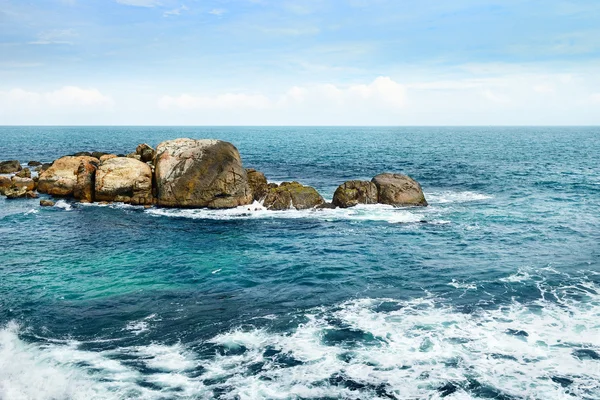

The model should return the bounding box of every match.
[0,0,599,125]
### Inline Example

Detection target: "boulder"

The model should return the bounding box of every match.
[0,176,11,195]
[246,168,268,202]
[40,199,55,207]
[27,161,42,167]
[126,152,142,161]
[11,176,36,191]
[332,180,378,208]
[37,156,99,197]
[92,151,109,159]
[40,163,52,172]
[136,143,155,163]
[95,157,153,205]
[15,168,31,179]
[99,154,117,162]
[263,181,325,210]
[154,139,252,208]
[5,187,37,199]
[0,160,21,174]
[371,173,427,207]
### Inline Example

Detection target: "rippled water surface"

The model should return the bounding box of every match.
[1,127,599,399]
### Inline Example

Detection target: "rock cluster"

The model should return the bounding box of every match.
[1,138,428,210]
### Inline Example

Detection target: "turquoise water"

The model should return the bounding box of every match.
[0,127,599,399]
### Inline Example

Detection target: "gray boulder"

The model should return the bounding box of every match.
[0,160,21,174]
[332,180,378,208]
[263,181,325,210]
[371,173,427,206]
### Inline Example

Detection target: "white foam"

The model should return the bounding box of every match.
[124,314,157,335]
[448,279,477,290]
[426,191,493,204]
[53,200,72,211]
[146,202,426,224]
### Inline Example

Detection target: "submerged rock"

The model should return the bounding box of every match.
[332,180,378,208]
[0,160,21,174]
[40,199,55,207]
[246,168,268,202]
[154,138,252,208]
[38,156,99,197]
[371,173,427,207]
[263,181,325,210]
[95,157,153,205]
[136,143,155,163]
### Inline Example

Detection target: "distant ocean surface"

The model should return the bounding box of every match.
[1,126,599,400]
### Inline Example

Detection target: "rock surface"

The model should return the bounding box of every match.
[40,199,55,207]
[5,187,37,199]
[38,156,99,197]
[99,154,117,162]
[263,181,325,210]
[246,168,269,202]
[136,143,155,163]
[15,168,31,178]
[95,157,153,205]
[332,180,378,208]
[0,160,21,174]
[371,173,427,206]
[154,139,252,208]
[27,161,42,167]
[0,176,11,195]
[74,161,97,203]
[11,176,36,191]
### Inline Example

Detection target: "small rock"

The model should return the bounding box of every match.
[92,151,109,159]
[72,151,92,157]
[136,143,156,163]
[11,176,35,191]
[15,168,31,179]
[40,163,52,172]
[27,161,42,167]
[4,186,36,199]
[246,168,269,202]
[263,181,325,210]
[126,152,142,161]
[40,199,55,207]
[0,160,21,174]
[0,176,11,195]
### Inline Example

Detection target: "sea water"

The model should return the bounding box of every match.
[0,126,599,399]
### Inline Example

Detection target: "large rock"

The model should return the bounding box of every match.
[37,156,98,197]
[95,157,153,205]
[246,168,268,202]
[11,176,36,191]
[0,176,11,195]
[136,143,155,163]
[332,180,378,208]
[5,186,37,199]
[371,173,427,206]
[99,154,117,162]
[15,168,31,178]
[74,161,97,203]
[154,139,252,208]
[263,182,325,210]
[0,160,21,174]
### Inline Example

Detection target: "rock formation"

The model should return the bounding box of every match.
[371,173,427,206]
[332,180,378,208]
[95,157,153,205]
[136,143,155,163]
[0,160,21,174]
[246,168,268,202]
[154,139,252,208]
[263,181,324,210]
[37,156,99,197]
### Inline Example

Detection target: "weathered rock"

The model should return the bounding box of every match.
[332,180,378,208]
[74,161,97,203]
[263,181,325,210]
[11,176,36,191]
[40,163,52,172]
[246,168,268,202]
[15,168,31,179]
[0,176,11,195]
[40,199,55,207]
[154,139,253,208]
[5,187,37,199]
[92,151,109,159]
[126,152,142,161]
[316,202,336,209]
[95,157,153,205]
[37,156,99,197]
[99,154,117,162]
[0,160,21,174]
[28,161,42,167]
[73,151,92,157]
[136,143,155,163]
[371,173,427,207]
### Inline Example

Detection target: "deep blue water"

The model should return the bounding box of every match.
[0,126,599,399]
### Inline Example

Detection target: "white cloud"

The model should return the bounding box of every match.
[29,29,77,45]
[159,93,271,109]
[208,8,226,16]
[164,5,188,17]
[115,0,161,7]
[0,86,113,110]
[591,93,600,103]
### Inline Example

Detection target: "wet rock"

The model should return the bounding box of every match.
[263,181,325,210]
[316,202,336,209]
[332,180,378,208]
[136,143,155,163]
[27,161,42,167]
[372,173,427,207]
[0,160,21,174]
[246,168,268,202]
[38,156,99,197]
[154,138,252,208]
[15,168,31,179]
[95,157,153,205]
[40,199,55,207]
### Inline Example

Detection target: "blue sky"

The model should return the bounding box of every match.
[1,0,599,124]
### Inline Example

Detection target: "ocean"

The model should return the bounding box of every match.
[0,126,599,399]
